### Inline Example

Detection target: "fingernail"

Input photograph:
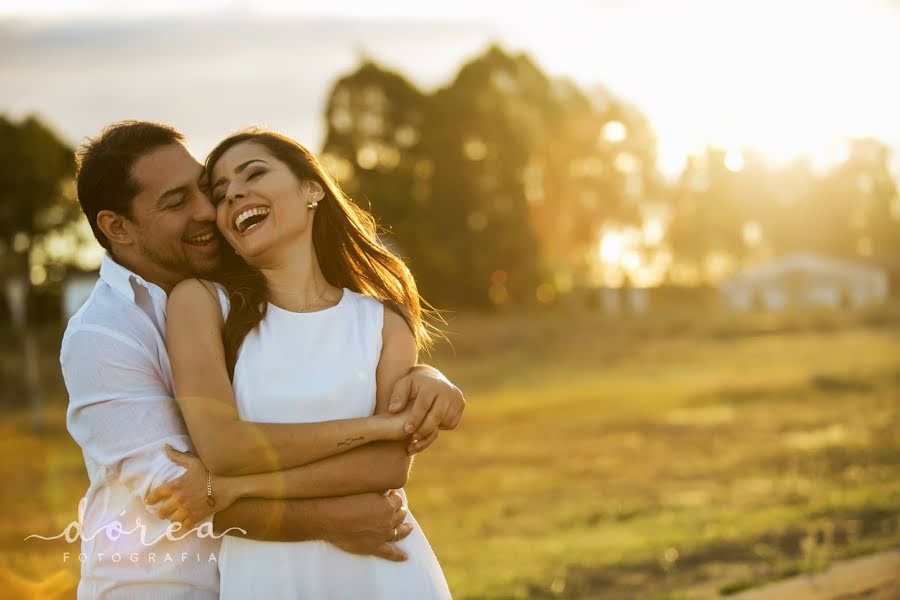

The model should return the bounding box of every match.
[389,403,400,411]
[405,424,414,433]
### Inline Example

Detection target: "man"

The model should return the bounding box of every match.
[62,121,465,598]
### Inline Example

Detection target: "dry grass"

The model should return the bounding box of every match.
[1,310,898,599]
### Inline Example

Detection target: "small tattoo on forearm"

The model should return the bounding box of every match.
[337,436,364,448]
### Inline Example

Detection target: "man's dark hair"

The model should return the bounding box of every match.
[76,121,184,251]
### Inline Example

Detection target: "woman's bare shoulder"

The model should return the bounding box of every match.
[167,278,223,320]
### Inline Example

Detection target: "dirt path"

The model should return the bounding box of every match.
[727,550,900,600]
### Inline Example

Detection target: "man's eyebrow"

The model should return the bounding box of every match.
[211,159,269,192]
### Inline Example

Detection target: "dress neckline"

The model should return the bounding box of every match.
[267,288,349,316]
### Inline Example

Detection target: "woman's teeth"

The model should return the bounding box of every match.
[234,207,271,232]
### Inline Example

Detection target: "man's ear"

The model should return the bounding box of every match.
[96,210,135,248]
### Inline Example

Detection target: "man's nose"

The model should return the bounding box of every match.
[193,193,217,222]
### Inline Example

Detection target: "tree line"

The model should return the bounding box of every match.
[1,44,898,316]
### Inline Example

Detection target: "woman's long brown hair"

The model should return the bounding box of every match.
[207,129,440,378]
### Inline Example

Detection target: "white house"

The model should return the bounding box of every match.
[599,286,650,316]
[719,252,889,313]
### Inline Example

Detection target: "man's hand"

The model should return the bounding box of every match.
[387,365,465,454]
[145,445,239,530]
[320,490,413,562]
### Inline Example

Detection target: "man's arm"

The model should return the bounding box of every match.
[149,439,410,526]
[213,492,412,562]
[216,441,409,502]
[62,327,194,502]
[386,364,466,454]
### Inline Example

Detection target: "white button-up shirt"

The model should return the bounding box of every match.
[61,254,220,599]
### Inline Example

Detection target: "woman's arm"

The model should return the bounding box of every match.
[217,304,418,500]
[149,304,419,526]
[166,280,405,476]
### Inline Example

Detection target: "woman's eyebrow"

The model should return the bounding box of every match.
[212,159,270,191]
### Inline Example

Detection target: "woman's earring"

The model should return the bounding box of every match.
[307,194,319,210]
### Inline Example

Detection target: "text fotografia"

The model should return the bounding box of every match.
[64,552,218,564]
[25,498,245,546]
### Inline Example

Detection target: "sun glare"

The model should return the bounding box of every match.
[599,230,625,263]
[575,0,900,177]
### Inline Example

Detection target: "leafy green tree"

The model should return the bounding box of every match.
[416,45,558,306]
[526,84,662,288]
[321,47,664,307]
[321,61,430,254]
[0,115,78,285]
[806,139,900,276]
[665,138,900,289]
[668,148,744,267]
[0,114,76,428]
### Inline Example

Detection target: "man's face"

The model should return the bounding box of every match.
[127,143,222,285]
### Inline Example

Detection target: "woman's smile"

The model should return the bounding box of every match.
[231,204,271,236]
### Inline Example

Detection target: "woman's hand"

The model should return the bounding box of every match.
[374,404,415,442]
[145,445,240,530]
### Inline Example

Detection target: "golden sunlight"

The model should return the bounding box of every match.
[585,0,900,176]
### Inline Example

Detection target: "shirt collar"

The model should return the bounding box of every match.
[98,253,168,305]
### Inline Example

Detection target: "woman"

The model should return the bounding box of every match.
[155,130,451,598]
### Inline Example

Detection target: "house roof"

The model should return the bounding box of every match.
[720,252,887,290]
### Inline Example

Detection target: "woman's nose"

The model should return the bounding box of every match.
[226,185,245,203]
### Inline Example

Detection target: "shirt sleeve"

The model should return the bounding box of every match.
[61,326,194,507]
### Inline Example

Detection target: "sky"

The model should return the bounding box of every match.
[2,0,900,178]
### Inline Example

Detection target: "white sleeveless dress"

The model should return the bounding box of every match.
[215,287,451,599]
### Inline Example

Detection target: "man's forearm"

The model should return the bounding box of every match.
[212,497,327,542]
[225,441,411,501]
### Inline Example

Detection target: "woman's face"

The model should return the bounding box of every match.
[209,141,321,263]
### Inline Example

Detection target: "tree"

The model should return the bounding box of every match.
[321,46,665,307]
[665,147,781,281]
[525,83,662,291]
[807,139,900,280]
[320,60,434,287]
[664,138,900,287]
[0,114,77,428]
[417,46,546,305]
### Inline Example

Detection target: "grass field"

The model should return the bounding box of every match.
[1,309,898,599]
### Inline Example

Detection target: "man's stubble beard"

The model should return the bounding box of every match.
[137,238,194,283]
